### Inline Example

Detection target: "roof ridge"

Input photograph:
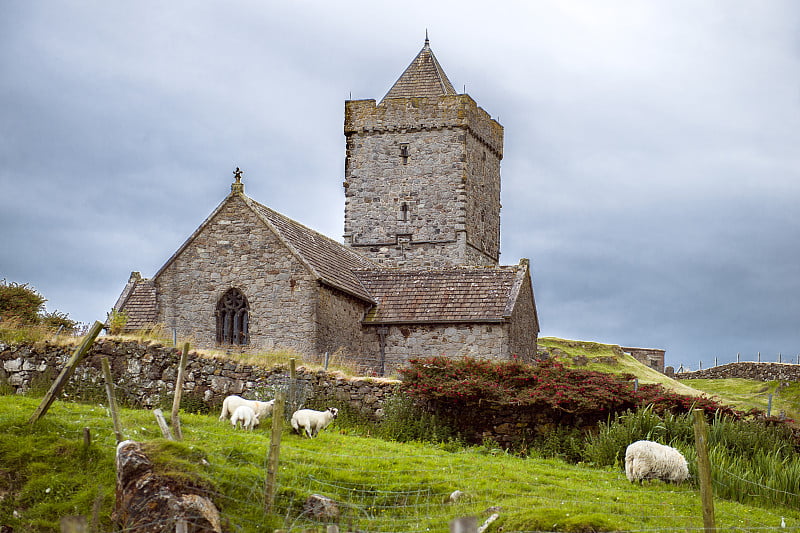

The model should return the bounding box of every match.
[244,196,377,303]
[246,197,378,269]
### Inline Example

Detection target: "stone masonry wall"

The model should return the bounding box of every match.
[622,347,665,373]
[676,362,800,382]
[343,95,503,268]
[0,339,397,419]
[464,132,501,263]
[155,195,319,354]
[361,322,510,375]
[344,128,464,245]
[314,285,367,359]
[1,338,621,451]
[508,271,539,363]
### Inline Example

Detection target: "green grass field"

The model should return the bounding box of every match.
[675,378,800,421]
[1,395,798,532]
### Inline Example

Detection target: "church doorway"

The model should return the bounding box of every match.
[216,288,249,345]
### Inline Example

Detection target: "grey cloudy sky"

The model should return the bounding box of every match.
[1,1,798,369]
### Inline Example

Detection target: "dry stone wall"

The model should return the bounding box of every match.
[0,339,398,419]
[0,339,598,451]
[676,362,800,382]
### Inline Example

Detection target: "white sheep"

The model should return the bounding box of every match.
[230,405,260,430]
[625,440,689,483]
[291,407,339,438]
[218,395,274,421]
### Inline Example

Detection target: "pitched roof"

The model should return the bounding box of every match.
[356,266,526,323]
[382,38,457,101]
[244,197,377,302]
[115,277,158,330]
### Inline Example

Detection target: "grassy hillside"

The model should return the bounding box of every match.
[538,337,707,396]
[1,395,797,532]
[540,337,800,423]
[675,378,800,421]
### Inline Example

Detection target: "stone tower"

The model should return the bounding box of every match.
[343,38,504,268]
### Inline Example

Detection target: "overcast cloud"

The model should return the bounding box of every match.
[1,1,798,369]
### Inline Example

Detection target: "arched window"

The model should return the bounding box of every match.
[215,288,249,345]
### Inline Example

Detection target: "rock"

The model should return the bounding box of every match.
[448,490,465,503]
[114,440,223,532]
[303,494,340,521]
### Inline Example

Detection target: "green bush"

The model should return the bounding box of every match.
[0,280,45,325]
[376,394,458,444]
[531,425,586,463]
[39,310,77,334]
[0,280,78,341]
[106,308,128,336]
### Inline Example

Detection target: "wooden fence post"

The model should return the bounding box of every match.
[101,357,124,443]
[288,358,297,417]
[171,342,190,441]
[154,409,174,440]
[30,320,104,424]
[450,516,478,533]
[692,409,716,533]
[265,390,285,513]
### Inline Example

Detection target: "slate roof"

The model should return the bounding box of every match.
[382,38,457,101]
[116,188,530,329]
[115,278,158,330]
[245,197,377,302]
[356,266,525,323]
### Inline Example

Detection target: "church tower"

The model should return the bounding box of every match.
[343,38,503,268]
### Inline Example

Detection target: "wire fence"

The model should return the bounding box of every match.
[12,397,800,533]
[677,352,800,373]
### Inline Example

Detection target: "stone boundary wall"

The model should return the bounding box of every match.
[0,339,399,419]
[676,362,800,382]
[0,338,668,450]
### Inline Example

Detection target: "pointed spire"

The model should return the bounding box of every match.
[381,35,457,101]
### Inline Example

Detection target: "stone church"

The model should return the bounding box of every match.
[114,38,540,374]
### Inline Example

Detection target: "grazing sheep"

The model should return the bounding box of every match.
[230,405,260,431]
[290,407,339,438]
[218,395,274,421]
[625,440,689,483]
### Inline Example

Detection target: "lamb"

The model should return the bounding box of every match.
[625,440,689,483]
[230,405,260,430]
[219,395,274,421]
[290,407,339,438]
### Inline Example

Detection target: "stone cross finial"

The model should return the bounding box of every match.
[231,167,244,193]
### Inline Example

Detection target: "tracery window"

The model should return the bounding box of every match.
[215,288,249,345]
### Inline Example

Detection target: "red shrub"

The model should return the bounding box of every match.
[399,357,743,420]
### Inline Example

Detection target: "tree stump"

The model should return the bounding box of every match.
[113,440,223,532]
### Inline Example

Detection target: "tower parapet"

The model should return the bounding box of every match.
[343,41,504,268]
